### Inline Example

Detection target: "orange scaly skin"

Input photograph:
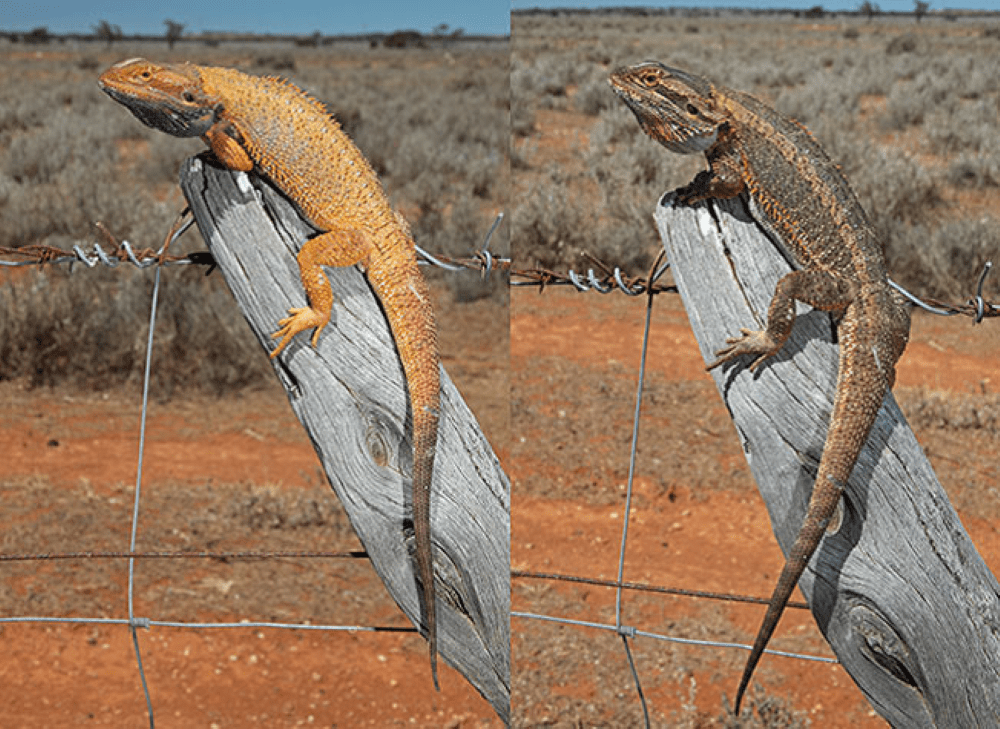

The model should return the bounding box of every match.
[99,58,442,687]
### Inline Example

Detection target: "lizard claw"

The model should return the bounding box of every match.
[675,173,712,206]
[270,306,329,359]
[706,328,779,372]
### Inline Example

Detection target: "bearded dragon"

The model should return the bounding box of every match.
[99,58,442,687]
[610,62,910,712]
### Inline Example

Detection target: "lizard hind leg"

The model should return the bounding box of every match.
[270,228,369,358]
[707,327,781,372]
[707,268,852,372]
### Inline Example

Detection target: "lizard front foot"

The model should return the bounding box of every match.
[707,328,780,372]
[270,306,329,358]
[674,171,713,205]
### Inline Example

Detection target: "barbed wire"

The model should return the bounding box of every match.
[4,238,993,329]
[890,263,997,323]
[0,549,366,562]
[0,217,205,271]
[3,210,993,325]
[510,252,676,296]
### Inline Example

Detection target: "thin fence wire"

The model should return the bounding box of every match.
[1,215,995,723]
[128,256,162,727]
[507,252,994,723]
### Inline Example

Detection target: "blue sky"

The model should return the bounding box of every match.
[2,1,510,36]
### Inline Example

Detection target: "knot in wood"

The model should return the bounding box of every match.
[365,425,391,468]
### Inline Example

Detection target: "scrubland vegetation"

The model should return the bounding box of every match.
[0,39,509,393]
[512,10,1000,307]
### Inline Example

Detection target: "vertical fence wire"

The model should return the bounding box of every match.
[127,264,163,728]
[613,285,657,727]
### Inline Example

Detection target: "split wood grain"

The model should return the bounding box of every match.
[655,191,1000,727]
[178,155,510,722]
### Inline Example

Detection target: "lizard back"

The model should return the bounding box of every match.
[197,65,398,242]
[721,88,886,284]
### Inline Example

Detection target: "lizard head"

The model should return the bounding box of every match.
[98,58,218,138]
[609,62,726,154]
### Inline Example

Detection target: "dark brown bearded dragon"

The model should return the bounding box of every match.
[610,61,910,713]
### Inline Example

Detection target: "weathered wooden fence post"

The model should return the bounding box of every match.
[179,155,510,722]
[655,191,1000,726]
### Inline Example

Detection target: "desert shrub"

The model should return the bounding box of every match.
[946,149,1000,189]
[511,93,536,137]
[574,69,616,116]
[926,97,998,156]
[0,266,272,396]
[1,42,508,393]
[513,173,595,270]
[514,55,583,111]
[879,55,992,132]
[886,218,1000,301]
[886,33,920,55]
[900,389,1000,435]
[847,143,942,227]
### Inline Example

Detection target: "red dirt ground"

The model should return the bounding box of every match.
[510,287,1000,726]
[0,282,507,728]
[2,276,998,727]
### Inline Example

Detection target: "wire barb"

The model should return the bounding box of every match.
[889,263,997,322]
[512,251,674,296]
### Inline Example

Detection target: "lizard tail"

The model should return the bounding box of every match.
[735,347,890,712]
[369,253,441,690]
[733,494,838,713]
[411,386,440,689]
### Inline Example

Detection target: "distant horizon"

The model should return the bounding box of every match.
[4,1,996,39]
[0,26,509,39]
[512,1,1000,14]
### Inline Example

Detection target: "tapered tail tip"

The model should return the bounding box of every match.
[430,647,440,691]
[733,678,749,715]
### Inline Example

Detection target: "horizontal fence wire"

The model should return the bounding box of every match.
[2,212,993,319]
[0,549,366,562]
[509,611,838,665]
[511,569,811,610]
[1,209,995,724]
[0,615,415,633]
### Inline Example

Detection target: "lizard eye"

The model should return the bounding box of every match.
[182,91,195,102]
[641,73,658,86]
[140,71,151,79]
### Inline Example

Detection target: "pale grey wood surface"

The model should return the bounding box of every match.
[178,155,510,722]
[655,192,1000,726]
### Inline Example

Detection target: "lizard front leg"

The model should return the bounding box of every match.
[270,228,369,358]
[677,133,745,204]
[708,268,853,371]
[203,124,254,171]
